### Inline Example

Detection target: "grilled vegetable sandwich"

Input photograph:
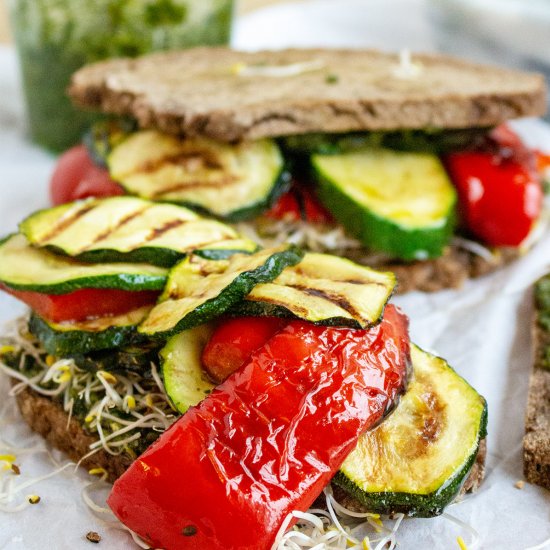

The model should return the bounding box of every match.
[58,47,548,292]
[0,197,488,549]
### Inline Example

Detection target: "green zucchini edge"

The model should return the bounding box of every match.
[140,245,305,339]
[173,166,292,223]
[313,167,457,261]
[332,399,487,518]
[28,313,149,356]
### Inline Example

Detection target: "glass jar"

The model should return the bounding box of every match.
[8,0,234,152]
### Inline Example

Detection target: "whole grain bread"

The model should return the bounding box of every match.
[69,48,546,142]
[13,383,487,503]
[523,278,550,489]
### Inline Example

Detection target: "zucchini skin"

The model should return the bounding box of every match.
[314,169,457,261]
[42,243,259,269]
[333,346,488,518]
[28,313,149,356]
[332,430,485,517]
[139,245,305,340]
[0,234,167,294]
[176,167,292,223]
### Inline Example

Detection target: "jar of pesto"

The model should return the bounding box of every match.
[8,0,234,152]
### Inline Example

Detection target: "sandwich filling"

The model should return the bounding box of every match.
[50,119,546,292]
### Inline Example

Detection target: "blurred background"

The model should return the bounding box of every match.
[0,0,549,151]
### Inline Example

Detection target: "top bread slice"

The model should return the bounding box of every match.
[69,48,546,142]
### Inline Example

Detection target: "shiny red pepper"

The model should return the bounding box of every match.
[108,305,410,550]
[444,126,543,247]
[201,316,288,383]
[0,284,159,323]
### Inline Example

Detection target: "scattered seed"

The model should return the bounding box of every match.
[11,464,20,475]
[86,531,102,544]
[28,495,41,504]
[515,480,525,489]
[182,525,197,537]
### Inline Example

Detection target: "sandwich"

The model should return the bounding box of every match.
[0,195,488,549]
[56,47,549,293]
[524,273,550,489]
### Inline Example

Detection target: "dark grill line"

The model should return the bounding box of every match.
[38,202,97,243]
[79,206,152,252]
[151,175,239,198]
[285,283,365,323]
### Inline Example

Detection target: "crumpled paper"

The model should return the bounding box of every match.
[1,2,550,547]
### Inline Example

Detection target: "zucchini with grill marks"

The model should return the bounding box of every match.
[230,252,395,328]
[29,306,151,356]
[0,234,167,294]
[161,325,216,413]
[313,148,457,260]
[108,131,288,221]
[20,197,257,268]
[139,245,304,339]
[334,344,487,517]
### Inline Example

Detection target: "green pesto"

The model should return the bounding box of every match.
[9,0,233,152]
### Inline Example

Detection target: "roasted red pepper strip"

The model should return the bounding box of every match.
[201,316,289,383]
[444,125,543,247]
[108,304,410,550]
[0,284,159,323]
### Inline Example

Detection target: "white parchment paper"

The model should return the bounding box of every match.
[1,2,549,548]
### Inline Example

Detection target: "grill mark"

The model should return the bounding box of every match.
[247,295,310,318]
[132,150,224,176]
[78,207,151,252]
[145,219,186,243]
[38,202,97,243]
[151,174,239,198]
[285,284,364,322]
[292,269,384,288]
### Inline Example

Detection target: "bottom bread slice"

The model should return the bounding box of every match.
[14,384,486,507]
[523,282,550,489]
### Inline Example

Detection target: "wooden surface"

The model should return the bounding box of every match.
[0,0,290,44]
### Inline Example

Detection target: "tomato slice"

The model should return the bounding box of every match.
[108,305,410,550]
[1,285,159,323]
[201,316,288,382]
[50,145,124,205]
[444,128,543,247]
[266,180,333,223]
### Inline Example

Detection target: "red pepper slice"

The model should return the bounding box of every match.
[0,284,159,323]
[266,180,333,223]
[108,304,410,550]
[201,316,288,383]
[444,127,543,247]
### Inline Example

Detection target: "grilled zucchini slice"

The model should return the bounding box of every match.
[0,234,167,293]
[230,252,395,328]
[139,245,304,339]
[108,131,288,221]
[28,306,151,356]
[20,197,257,267]
[334,344,487,517]
[313,148,457,260]
[161,325,216,413]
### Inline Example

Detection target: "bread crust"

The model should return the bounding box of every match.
[14,386,131,483]
[523,287,550,489]
[69,48,546,142]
